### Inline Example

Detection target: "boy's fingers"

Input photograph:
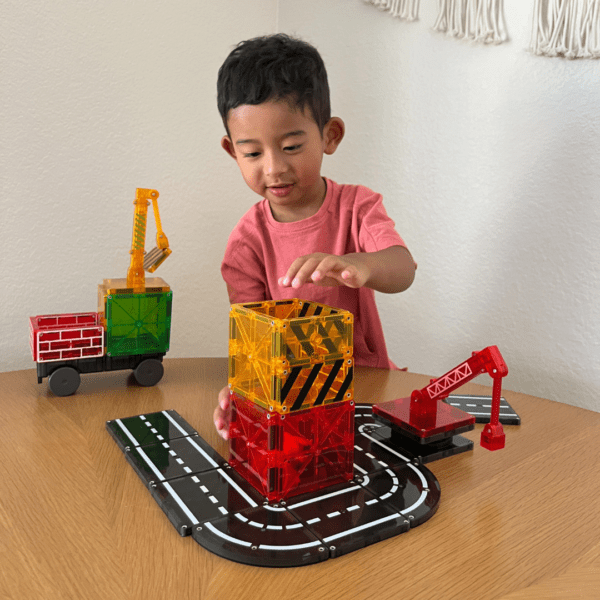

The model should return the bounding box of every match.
[339,265,365,288]
[315,255,344,274]
[218,386,230,409]
[215,386,232,439]
[214,412,230,439]
[280,254,327,287]
[311,256,351,285]
[280,254,364,288]
[290,258,322,287]
[341,264,358,280]
[315,261,363,288]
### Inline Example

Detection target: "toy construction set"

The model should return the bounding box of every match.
[31,189,520,568]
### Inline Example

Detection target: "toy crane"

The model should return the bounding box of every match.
[373,345,508,455]
[127,188,172,293]
[30,188,173,396]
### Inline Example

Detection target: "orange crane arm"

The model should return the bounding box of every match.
[145,194,172,272]
[126,188,171,292]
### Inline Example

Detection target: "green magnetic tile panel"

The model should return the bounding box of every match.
[105,290,172,356]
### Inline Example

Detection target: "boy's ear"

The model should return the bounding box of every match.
[221,136,237,160]
[323,117,345,155]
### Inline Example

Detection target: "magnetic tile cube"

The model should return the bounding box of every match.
[229,392,355,501]
[228,299,353,414]
[98,278,172,357]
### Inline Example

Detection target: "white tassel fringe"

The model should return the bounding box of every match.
[363,0,420,22]
[433,0,508,44]
[531,0,600,58]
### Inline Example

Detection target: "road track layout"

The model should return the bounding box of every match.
[445,394,521,425]
[107,405,442,567]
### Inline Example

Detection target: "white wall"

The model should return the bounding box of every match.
[2,1,599,412]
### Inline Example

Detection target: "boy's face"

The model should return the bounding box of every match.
[222,100,343,222]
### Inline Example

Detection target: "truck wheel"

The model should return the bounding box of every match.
[134,359,164,387]
[48,366,81,397]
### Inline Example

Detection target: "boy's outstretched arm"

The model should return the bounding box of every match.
[278,245,415,294]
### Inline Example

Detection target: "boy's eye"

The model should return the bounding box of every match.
[284,144,302,152]
[243,151,261,158]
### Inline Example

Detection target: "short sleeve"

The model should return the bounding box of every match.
[221,239,268,304]
[356,190,406,253]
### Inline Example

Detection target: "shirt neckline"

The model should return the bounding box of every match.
[263,178,334,231]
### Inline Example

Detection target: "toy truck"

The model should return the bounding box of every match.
[30,189,173,397]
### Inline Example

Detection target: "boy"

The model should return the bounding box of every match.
[214,34,416,439]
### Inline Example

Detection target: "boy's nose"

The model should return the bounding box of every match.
[263,151,287,177]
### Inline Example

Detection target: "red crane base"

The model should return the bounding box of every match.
[372,397,476,444]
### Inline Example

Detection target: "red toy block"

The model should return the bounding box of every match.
[30,312,104,363]
[229,392,355,501]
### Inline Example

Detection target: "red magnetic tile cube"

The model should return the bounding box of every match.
[228,392,354,501]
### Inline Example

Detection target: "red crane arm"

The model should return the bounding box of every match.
[413,345,508,404]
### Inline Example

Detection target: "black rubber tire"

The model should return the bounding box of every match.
[133,358,164,387]
[48,366,81,397]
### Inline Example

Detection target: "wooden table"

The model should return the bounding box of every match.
[1,358,598,599]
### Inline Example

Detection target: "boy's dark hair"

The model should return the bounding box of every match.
[217,34,331,135]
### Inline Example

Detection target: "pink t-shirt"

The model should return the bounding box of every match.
[221,178,409,369]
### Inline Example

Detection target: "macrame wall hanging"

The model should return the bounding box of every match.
[363,0,600,57]
[363,0,508,42]
[531,0,600,58]
[433,0,509,43]
[362,0,420,22]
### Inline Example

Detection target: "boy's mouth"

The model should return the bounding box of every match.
[268,184,294,198]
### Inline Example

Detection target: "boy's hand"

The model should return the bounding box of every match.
[278,253,369,289]
[213,385,232,440]
[279,247,415,294]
